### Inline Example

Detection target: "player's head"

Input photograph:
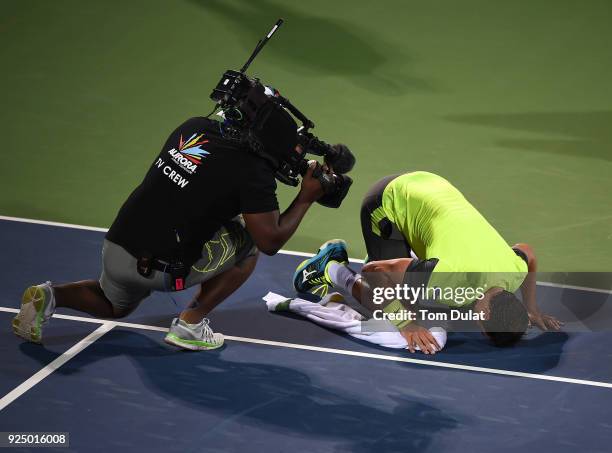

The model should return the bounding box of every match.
[479,289,529,347]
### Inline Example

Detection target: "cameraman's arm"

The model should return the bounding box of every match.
[243,162,323,256]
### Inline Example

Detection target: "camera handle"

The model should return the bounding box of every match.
[306,161,336,194]
[296,159,352,208]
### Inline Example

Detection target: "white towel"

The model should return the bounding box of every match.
[263,292,447,351]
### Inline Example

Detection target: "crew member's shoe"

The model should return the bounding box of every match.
[293,239,349,297]
[164,318,225,351]
[12,281,56,344]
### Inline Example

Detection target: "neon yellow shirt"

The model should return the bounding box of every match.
[379,171,527,306]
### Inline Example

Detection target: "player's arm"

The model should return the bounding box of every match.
[243,162,323,256]
[360,258,440,354]
[513,243,563,331]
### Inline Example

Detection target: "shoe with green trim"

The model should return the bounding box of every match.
[293,239,348,297]
[164,317,224,351]
[13,281,56,344]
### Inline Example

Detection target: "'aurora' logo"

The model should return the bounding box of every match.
[167,133,210,174]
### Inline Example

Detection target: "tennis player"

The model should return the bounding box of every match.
[295,171,562,353]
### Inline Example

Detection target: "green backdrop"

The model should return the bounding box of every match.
[1,0,611,271]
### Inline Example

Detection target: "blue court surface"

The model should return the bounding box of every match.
[1,217,612,453]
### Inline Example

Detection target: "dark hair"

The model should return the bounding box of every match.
[482,290,529,347]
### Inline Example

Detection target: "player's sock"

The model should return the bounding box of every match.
[326,261,361,293]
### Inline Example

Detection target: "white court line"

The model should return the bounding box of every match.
[8,213,609,297]
[0,215,109,233]
[537,281,612,295]
[2,214,610,291]
[0,215,365,264]
[6,212,611,295]
[1,307,611,389]
[0,322,115,411]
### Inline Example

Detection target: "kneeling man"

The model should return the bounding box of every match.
[294,171,562,353]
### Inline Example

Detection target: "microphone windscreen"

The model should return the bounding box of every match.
[328,144,355,174]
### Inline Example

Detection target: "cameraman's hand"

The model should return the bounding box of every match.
[298,160,324,203]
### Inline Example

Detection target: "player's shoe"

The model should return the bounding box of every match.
[12,281,56,344]
[293,239,348,297]
[164,317,224,351]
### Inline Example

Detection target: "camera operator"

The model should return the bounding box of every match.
[12,115,335,351]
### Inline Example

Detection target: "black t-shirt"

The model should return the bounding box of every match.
[106,117,278,264]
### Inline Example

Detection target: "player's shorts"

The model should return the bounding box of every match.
[99,218,257,314]
[361,174,413,262]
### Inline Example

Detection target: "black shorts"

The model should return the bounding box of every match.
[360,174,412,262]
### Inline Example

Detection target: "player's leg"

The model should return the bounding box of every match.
[347,259,413,312]
[293,245,409,316]
[295,175,409,299]
[336,174,413,302]
[359,174,411,262]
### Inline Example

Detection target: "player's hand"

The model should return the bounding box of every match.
[400,323,440,354]
[298,160,324,203]
[528,310,563,331]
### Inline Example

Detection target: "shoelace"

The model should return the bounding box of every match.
[198,318,216,342]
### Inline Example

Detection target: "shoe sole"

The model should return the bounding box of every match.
[293,239,347,277]
[12,286,45,344]
[164,333,224,351]
[293,239,347,293]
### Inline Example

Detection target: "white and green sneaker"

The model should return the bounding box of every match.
[164,318,224,351]
[12,281,56,344]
